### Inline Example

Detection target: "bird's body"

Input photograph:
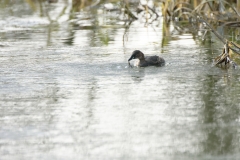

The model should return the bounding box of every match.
[128,50,165,67]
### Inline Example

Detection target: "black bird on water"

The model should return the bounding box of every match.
[128,50,165,67]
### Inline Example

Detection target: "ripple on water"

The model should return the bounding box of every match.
[1,1,240,160]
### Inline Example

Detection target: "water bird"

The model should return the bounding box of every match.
[128,50,165,67]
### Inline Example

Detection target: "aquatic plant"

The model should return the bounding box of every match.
[136,0,240,67]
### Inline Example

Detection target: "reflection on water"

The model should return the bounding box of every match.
[200,74,240,155]
[1,0,240,160]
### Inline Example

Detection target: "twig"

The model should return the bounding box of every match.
[198,17,240,55]
[124,4,138,20]
[141,4,159,18]
[198,17,225,44]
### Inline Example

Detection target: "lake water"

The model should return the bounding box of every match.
[1,0,240,160]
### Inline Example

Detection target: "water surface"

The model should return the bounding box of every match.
[1,1,240,160]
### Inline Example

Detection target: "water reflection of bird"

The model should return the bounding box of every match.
[128,50,165,67]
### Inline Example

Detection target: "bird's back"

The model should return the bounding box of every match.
[145,56,165,66]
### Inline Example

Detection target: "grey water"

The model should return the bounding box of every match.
[1,0,240,160]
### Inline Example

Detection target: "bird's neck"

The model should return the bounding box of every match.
[139,58,146,62]
[139,53,145,60]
